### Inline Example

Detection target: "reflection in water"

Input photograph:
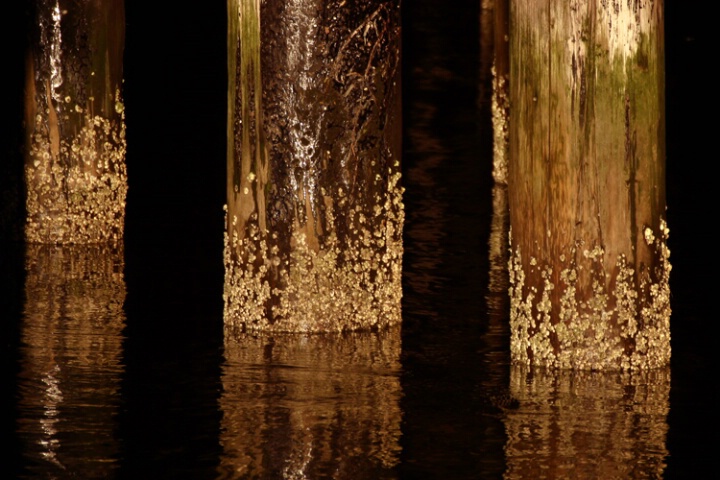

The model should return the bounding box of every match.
[16,244,126,478]
[219,325,402,479]
[503,365,670,479]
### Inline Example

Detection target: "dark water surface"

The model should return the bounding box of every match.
[3,1,712,478]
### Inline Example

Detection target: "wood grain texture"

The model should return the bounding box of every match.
[508,0,669,370]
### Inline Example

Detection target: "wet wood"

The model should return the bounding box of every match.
[491,0,510,184]
[24,0,127,244]
[225,0,404,332]
[507,0,670,370]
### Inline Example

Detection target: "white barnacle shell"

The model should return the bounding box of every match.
[644,227,655,245]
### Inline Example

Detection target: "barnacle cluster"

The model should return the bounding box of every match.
[491,64,509,185]
[225,0,402,332]
[25,93,127,244]
[223,166,404,333]
[508,219,671,370]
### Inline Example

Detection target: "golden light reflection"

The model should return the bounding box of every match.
[503,365,670,479]
[218,325,402,479]
[16,244,126,477]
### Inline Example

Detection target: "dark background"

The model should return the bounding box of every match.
[2,1,712,478]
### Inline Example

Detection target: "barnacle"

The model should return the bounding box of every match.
[25,91,127,244]
[508,221,671,370]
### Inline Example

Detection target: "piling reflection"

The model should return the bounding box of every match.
[219,325,402,479]
[16,244,126,478]
[503,365,670,479]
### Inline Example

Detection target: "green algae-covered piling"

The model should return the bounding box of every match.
[24,0,127,244]
[508,0,670,370]
[224,0,403,332]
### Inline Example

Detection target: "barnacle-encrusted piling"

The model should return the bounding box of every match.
[24,0,127,244]
[224,0,403,332]
[489,0,510,185]
[508,0,669,370]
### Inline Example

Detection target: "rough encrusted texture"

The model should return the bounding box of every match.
[25,97,127,244]
[508,219,671,371]
[224,167,404,333]
[508,0,666,371]
[25,0,126,244]
[491,64,509,185]
[225,0,403,332]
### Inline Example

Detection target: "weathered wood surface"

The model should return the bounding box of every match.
[24,0,127,244]
[508,0,670,370]
[225,0,403,333]
[491,0,510,184]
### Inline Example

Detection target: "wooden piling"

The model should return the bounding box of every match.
[224,0,403,332]
[508,0,670,370]
[24,0,127,244]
